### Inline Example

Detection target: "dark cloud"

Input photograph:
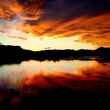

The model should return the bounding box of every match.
[41,0,110,20]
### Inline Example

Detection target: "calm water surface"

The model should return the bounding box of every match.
[0,60,110,89]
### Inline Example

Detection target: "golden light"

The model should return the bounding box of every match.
[23,34,98,51]
[0,29,98,51]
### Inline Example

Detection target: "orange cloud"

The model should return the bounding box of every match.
[0,0,110,48]
[0,0,45,20]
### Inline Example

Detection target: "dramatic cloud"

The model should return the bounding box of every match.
[0,0,110,49]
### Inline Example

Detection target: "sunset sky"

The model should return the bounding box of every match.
[0,0,110,51]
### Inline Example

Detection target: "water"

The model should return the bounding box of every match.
[0,60,110,90]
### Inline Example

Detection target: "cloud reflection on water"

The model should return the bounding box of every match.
[0,60,110,90]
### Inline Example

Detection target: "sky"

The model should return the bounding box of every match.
[0,0,110,51]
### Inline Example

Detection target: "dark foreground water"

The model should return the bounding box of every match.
[0,60,110,109]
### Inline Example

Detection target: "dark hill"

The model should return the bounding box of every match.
[0,45,110,65]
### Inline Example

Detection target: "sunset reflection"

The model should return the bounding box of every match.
[0,60,110,90]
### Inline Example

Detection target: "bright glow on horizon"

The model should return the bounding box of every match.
[25,36,97,51]
[0,30,98,51]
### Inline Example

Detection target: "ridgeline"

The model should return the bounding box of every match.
[0,45,110,65]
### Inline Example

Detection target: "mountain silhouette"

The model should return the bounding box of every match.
[0,45,110,65]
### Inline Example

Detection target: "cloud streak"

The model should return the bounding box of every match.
[0,0,110,48]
